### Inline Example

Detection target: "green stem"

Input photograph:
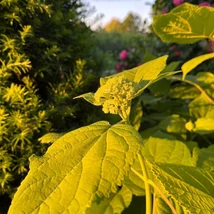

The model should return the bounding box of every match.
[138,154,152,214]
[131,167,177,214]
[148,180,178,214]
[169,76,214,104]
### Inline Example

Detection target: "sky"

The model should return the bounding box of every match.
[84,0,155,29]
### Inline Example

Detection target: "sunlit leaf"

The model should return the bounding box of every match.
[38,132,65,144]
[153,3,214,44]
[152,164,214,214]
[182,53,214,79]
[8,121,142,214]
[86,185,132,214]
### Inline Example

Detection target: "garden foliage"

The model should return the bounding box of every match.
[0,0,100,211]
[8,3,214,214]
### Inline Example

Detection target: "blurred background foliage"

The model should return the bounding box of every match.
[0,0,214,213]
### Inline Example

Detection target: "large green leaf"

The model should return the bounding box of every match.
[181,53,214,80]
[124,131,193,196]
[153,3,214,44]
[152,164,214,214]
[142,131,193,166]
[8,121,142,214]
[86,185,132,214]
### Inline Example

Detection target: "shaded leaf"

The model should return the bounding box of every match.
[158,114,187,134]
[130,99,143,131]
[194,145,214,171]
[8,121,142,214]
[189,94,214,119]
[152,164,214,214]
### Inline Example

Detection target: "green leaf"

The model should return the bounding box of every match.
[134,55,168,83]
[182,53,214,80]
[130,99,143,131]
[152,164,214,214]
[189,94,214,119]
[158,114,187,134]
[169,85,200,99]
[74,92,102,106]
[153,3,214,44]
[161,61,181,73]
[38,132,65,144]
[154,196,172,214]
[149,79,170,96]
[142,131,193,166]
[186,118,214,134]
[125,131,193,197]
[124,155,145,196]
[194,145,214,171]
[8,121,142,214]
[154,195,191,214]
[86,185,132,214]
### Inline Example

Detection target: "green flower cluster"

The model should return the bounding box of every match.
[95,76,136,115]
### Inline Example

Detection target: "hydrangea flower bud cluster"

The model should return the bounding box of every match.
[94,76,136,115]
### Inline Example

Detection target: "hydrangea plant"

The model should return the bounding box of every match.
[8,3,214,214]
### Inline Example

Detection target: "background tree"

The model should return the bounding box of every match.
[0,0,101,212]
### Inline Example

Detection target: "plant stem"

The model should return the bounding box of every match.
[138,154,152,214]
[131,163,177,214]
[148,180,178,214]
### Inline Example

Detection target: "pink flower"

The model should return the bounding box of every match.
[199,2,211,7]
[116,63,123,71]
[175,51,182,56]
[162,9,168,14]
[206,47,213,53]
[209,40,214,47]
[173,0,184,6]
[119,50,128,60]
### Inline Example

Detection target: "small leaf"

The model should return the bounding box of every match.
[8,121,142,214]
[152,164,214,214]
[130,99,143,131]
[182,53,214,80]
[86,185,132,214]
[153,3,214,44]
[39,132,65,144]
[158,114,187,134]
[74,92,103,106]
